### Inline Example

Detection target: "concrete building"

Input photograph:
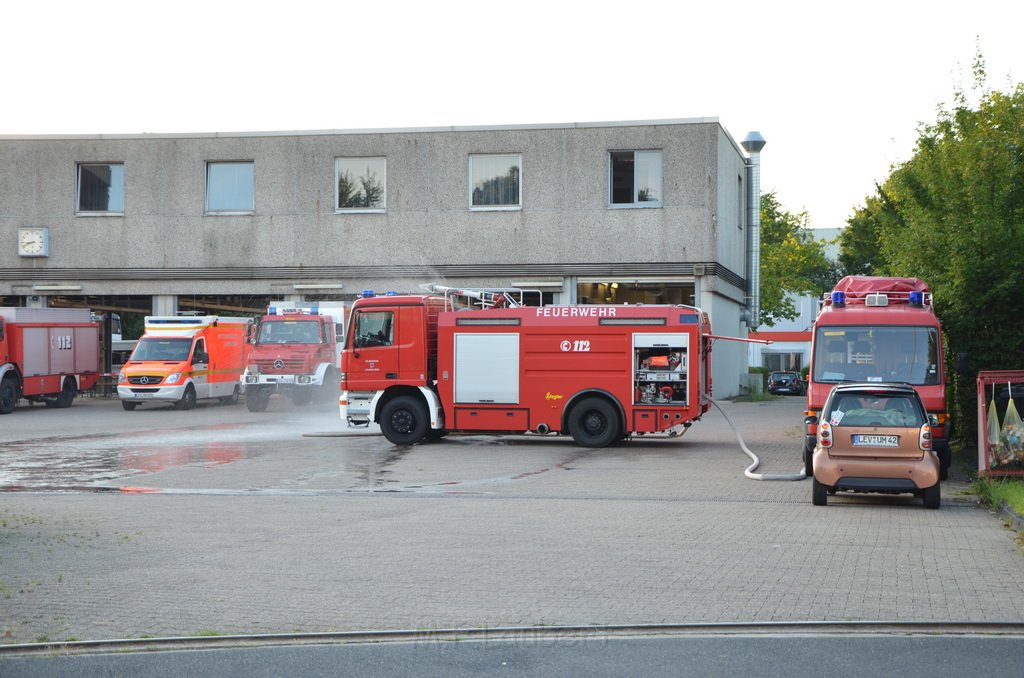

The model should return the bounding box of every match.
[1,118,762,396]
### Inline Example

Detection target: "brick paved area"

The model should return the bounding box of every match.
[1,397,1022,644]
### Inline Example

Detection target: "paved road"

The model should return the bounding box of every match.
[1,395,1022,646]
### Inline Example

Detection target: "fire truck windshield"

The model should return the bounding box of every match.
[812,326,940,385]
[257,320,322,345]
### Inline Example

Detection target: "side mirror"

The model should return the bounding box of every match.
[804,415,819,426]
[193,351,209,365]
[955,352,970,376]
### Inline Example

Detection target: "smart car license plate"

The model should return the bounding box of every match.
[853,434,898,446]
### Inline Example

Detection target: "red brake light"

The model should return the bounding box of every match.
[819,422,833,449]
[919,424,932,451]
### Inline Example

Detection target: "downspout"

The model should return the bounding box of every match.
[741,131,766,327]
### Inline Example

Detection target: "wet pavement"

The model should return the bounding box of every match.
[2,395,1023,646]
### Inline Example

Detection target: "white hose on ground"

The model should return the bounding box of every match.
[709,398,806,481]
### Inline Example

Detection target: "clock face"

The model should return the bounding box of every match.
[18,228,49,257]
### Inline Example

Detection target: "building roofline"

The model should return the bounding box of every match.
[0,117,722,141]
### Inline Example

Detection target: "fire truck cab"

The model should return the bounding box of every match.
[340,286,713,447]
[803,276,951,479]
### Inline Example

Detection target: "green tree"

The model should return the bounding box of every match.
[841,54,1024,441]
[758,192,839,325]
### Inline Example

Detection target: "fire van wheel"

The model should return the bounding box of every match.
[568,397,620,448]
[175,384,197,411]
[812,477,828,506]
[219,385,240,406]
[122,401,139,411]
[923,482,941,509]
[803,444,814,478]
[0,376,18,415]
[380,396,429,446]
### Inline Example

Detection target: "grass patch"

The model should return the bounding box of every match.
[974,476,1024,516]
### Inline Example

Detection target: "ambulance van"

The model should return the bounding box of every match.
[117,315,250,411]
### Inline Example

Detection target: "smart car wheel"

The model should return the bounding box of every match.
[812,477,828,506]
[923,482,941,509]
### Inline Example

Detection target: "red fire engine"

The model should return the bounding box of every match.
[803,276,951,478]
[340,286,714,447]
[0,307,101,414]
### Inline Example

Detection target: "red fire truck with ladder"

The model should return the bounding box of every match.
[339,285,716,447]
[803,276,951,479]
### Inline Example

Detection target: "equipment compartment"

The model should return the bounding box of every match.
[632,333,688,405]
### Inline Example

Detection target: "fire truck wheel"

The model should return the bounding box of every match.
[803,444,814,477]
[176,384,197,411]
[380,396,429,445]
[45,378,76,409]
[246,388,270,412]
[568,397,620,448]
[320,367,340,403]
[122,400,139,411]
[0,376,17,414]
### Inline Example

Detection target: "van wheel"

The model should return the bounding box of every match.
[380,396,429,445]
[176,384,197,411]
[568,397,620,448]
[923,482,941,509]
[122,400,139,411]
[220,385,240,406]
[0,376,18,414]
[812,478,828,506]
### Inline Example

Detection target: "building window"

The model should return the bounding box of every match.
[609,150,662,208]
[336,157,386,212]
[206,161,254,214]
[469,154,521,210]
[77,163,125,214]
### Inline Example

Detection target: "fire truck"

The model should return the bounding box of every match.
[340,286,714,447]
[0,307,101,414]
[803,276,951,478]
[241,303,348,412]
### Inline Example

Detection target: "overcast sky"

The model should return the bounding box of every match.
[4,1,1019,231]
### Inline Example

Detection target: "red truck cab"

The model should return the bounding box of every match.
[803,277,951,479]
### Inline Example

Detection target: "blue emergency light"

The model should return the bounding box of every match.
[909,291,924,306]
[361,290,375,298]
[831,291,846,305]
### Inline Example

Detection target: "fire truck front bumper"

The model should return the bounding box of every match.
[340,390,373,426]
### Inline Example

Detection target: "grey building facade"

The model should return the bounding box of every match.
[1,118,758,396]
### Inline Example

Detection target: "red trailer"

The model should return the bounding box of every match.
[340,286,714,447]
[0,307,101,414]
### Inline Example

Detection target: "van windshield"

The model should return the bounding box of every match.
[130,337,192,362]
[812,326,940,385]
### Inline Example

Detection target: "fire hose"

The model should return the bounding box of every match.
[709,398,806,481]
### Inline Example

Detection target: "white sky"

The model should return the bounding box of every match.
[4,0,1020,230]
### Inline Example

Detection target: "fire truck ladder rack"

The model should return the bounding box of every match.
[419,284,544,311]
